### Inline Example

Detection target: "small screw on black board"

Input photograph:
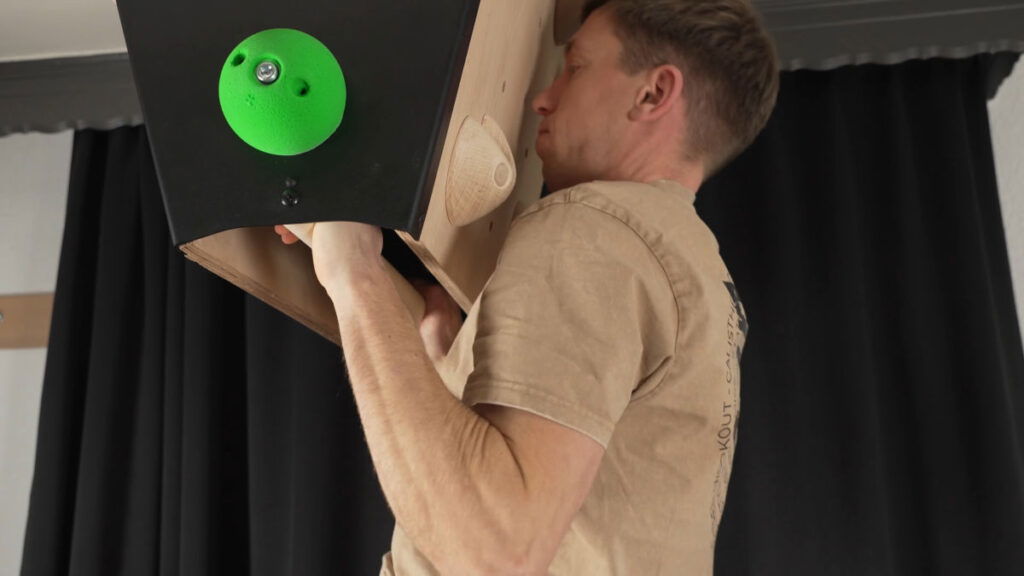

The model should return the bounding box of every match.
[281,188,300,207]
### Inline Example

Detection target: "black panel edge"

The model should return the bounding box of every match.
[406,0,482,240]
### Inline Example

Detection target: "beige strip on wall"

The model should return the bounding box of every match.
[0,293,54,349]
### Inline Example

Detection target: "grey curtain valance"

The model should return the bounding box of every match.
[0,54,142,137]
[2,0,1024,137]
[762,0,1024,72]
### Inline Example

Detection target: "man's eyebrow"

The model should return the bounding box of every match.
[565,39,576,57]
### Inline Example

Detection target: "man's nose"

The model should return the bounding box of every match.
[532,85,555,116]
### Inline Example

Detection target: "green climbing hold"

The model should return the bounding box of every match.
[219,28,347,156]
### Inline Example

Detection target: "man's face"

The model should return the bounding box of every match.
[532,7,639,192]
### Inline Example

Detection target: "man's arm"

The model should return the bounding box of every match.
[315,223,604,575]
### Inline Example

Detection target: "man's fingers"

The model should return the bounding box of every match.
[273,225,301,245]
[412,281,449,306]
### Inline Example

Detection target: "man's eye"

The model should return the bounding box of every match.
[567,64,581,75]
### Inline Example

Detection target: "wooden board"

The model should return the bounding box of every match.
[0,293,55,349]
[182,227,342,344]
[399,0,564,311]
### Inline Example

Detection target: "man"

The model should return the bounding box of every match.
[275,0,778,573]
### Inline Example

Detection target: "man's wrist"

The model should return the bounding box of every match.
[322,254,389,312]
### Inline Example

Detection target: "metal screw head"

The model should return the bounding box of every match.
[256,61,279,85]
[0,311,5,324]
[281,188,300,207]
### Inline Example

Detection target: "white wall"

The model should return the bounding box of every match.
[0,131,72,575]
[0,0,125,63]
[989,64,1024,346]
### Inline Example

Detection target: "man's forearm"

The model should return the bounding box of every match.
[326,258,535,574]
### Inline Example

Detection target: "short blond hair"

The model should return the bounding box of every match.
[583,0,780,176]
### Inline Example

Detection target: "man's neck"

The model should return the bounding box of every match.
[611,148,703,195]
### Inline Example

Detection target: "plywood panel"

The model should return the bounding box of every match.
[399,0,563,311]
[182,227,342,345]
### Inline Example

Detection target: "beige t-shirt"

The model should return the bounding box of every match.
[381,179,748,575]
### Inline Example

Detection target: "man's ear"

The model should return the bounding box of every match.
[628,64,684,122]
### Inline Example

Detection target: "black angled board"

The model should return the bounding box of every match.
[116,0,480,245]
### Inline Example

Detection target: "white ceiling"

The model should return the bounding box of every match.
[0,0,126,63]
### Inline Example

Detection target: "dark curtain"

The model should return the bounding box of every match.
[21,53,1024,575]
[704,54,1024,575]
[20,127,394,575]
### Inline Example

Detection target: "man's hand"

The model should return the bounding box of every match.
[273,225,301,245]
[273,222,383,300]
[273,224,463,361]
[411,280,463,364]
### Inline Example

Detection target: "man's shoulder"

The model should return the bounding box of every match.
[497,181,677,301]
[521,179,660,216]
[508,181,647,248]
[510,179,725,291]
[513,179,700,247]
[520,179,695,225]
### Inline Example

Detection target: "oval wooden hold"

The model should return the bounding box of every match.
[445,115,517,228]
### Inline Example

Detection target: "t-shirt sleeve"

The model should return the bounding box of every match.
[461,198,676,448]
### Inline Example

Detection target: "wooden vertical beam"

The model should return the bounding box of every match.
[0,293,55,349]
